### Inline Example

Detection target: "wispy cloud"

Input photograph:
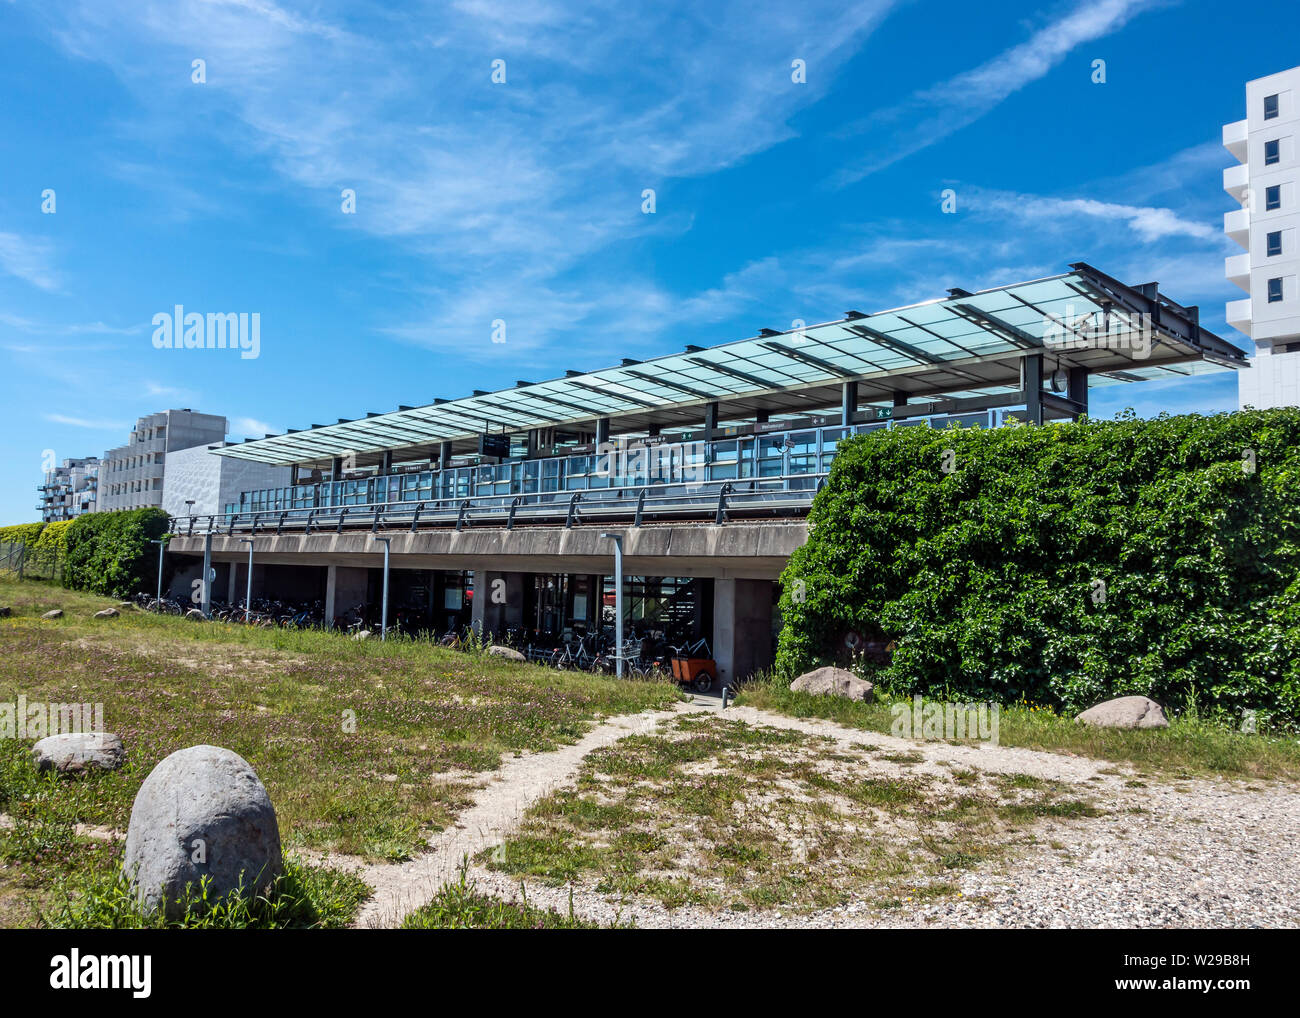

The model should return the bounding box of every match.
[43,413,127,430]
[0,232,59,291]
[230,416,275,437]
[833,0,1166,184]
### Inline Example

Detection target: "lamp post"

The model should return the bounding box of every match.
[600,532,624,677]
[150,537,167,607]
[238,538,254,623]
[185,499,196,518]
[373,535,392,640]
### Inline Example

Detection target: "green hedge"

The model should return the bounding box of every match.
[63,508,171,598]
[31,520,71,566]
[0,523,45,547]
[776,409,1300,725]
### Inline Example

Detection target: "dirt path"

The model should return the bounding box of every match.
[344,700,711,928]
[334,698,1300,929]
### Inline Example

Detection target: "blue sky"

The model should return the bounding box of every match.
[1,0,1296,525]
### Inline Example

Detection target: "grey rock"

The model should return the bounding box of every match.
[123,745,283,918]
[488,645,527,662]
[791,666,874,703]
[1076,695,1169,729]
[92,608,120,619]
[32,732,124,775]
[41,609,63,620]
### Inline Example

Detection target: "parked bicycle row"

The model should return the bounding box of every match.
[128,589,718,690]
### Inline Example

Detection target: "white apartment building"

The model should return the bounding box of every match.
[99,409,228,512]
[1226,64,1300,409]
[36,456,99,523]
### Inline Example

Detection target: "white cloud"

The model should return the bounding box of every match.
[230,416,276,437]
[43,413,127,430]
[0,232,59,291]
[834,0,1165,184]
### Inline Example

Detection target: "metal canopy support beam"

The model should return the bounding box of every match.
[380,450,393,472]
[892,390,908,407]
[331,456,343,480]
[1067,366,1089,420]
[889,390,1028,421]
[595,417,610,446]
[1022,353,1044,425]
[704,402,719,437]
[841,381,857,426]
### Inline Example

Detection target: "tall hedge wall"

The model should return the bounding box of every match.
[62,508,171,599]
[777,409,1300,725]
[0,522,45,547]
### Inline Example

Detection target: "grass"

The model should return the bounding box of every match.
[0,576,680,927]
[401,861,620,929]
[482,712,1101,913]
[738,674,1300,782]
[43,857,370,929]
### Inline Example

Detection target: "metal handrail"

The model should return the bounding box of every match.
[174,474,826,538]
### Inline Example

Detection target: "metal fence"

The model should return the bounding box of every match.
[0,540,63,582]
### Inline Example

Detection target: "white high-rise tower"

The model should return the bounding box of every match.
[1226,65,1300,409]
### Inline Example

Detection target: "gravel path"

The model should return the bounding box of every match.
[309,698,1300,928]
[347,701,707,928]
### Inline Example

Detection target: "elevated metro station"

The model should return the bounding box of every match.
[165,263,1247,685]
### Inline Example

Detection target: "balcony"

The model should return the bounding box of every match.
[1223,119,1248,163]
[1225,207,1250,249]
[1226,252,1251,292]
[1223,163,1250,204]
[1226,297,1252,335]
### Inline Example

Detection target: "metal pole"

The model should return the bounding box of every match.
[373,536,391,640]
[201,532,213,618]
[152,538,166,604]
[239,539,254,622]
[601,533,624,677]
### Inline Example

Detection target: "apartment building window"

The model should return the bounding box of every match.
[1267,230,1283,256]
[1267,277,1284,303]
[1264,93,1279,120]
[1265,138,1280,165]
[1266,184,1281,211]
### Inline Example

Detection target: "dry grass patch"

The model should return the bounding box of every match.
[484,713,1102,913]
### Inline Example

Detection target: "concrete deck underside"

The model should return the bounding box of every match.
[167,520,808,580]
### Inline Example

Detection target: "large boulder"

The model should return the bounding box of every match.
[32,733,125,775]
[92,608,120,619]
[41,609,63,620]
[123,745,283,918]
[488,645,527,662]
[791,666,874,703]
[1076,695,1169,729]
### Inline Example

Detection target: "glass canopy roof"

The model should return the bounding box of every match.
[216,263,1248,466]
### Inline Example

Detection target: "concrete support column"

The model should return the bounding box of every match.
[892,390,908,408]
[381,450,393,473]
[323,566,369,628]
[331,456,344,481]
[713,578,776,689]
[704,401,720,438]
[226,562,239,605]
[595,418,611,447]
[1022,354,1044,425]
[439,442,453,470]
[470,572,486,635]
[841,381,858,426]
